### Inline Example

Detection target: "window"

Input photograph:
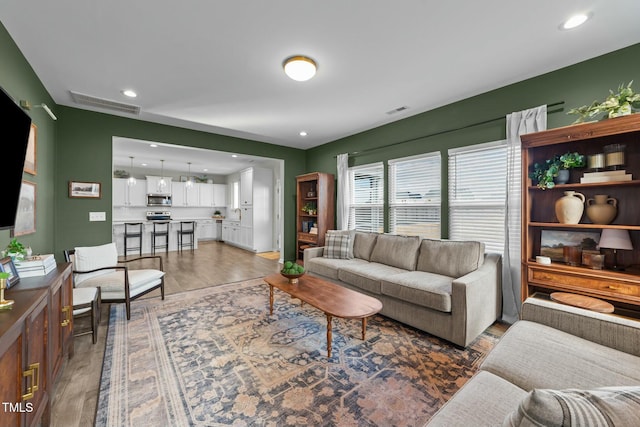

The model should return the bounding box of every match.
[348,163,384,232]
[232,181,240,209]
[388,153,441,238]
[448,140,508,253]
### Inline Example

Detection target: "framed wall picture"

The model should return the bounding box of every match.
[69,181,101,199]
[14,180,36,236]
[540,229,600,262]
[0,256,20,288]
[24,123,37,175]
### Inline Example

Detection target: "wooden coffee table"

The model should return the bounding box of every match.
[263,273,383,357]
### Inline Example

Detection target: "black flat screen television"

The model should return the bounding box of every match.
[0,86,32,231]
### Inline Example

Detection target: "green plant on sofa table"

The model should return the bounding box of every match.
[4,238,26,261]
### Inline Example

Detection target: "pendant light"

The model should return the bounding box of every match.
[158,160,167,192]
[127,156,137,187]
[185,162,193,189]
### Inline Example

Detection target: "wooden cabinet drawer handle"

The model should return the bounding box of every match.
[61,305,71,327]
[21,362,40,401]
[605,285,621,290]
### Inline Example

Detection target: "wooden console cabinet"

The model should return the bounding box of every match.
[521,114,640,313]
[0,263,74,427]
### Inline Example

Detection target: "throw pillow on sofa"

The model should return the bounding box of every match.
[503,386,640,427]
[324,233,352,259]
[326,230,355,258]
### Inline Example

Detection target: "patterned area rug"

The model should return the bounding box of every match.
[96,278,501,426]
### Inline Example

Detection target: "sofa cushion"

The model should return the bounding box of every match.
[481,320,640,391]
[380,271,453,312]
[502,386,640,427]
[370,234,421,270]
[338,262,406,294]
[323,233,351,259]
[325,230,356,259]
[427,371,527,427]
[417,239,485,278]
[73,243,118,285]
[353,231,378,261]
[306,257,368,281]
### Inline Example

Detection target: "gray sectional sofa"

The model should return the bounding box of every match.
[303,231,502,347]
[427,297,640,426]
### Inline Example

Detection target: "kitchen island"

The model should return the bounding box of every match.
[112,218,221,256]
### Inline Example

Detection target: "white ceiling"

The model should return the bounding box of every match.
[1,1,639,151]
[112,137,281,177]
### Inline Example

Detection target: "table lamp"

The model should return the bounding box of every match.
[598,229,633,271]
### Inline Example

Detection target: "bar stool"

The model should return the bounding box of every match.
[151,221,170,254]
[124,222,143,257]
[177,221,195,252]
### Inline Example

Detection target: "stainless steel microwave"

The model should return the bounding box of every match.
[147,194,172,207]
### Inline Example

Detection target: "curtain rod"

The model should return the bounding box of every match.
[338,101,564,158]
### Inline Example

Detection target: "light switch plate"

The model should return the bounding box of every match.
[89,212,106,222]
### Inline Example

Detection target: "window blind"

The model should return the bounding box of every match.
[349,163,384,233]
[388,153,441,238]
[448,141,508,253]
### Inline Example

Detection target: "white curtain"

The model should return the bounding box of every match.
[503,106,547,323]
[336,153,351,230]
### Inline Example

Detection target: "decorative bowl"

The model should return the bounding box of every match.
[280,272,305,284]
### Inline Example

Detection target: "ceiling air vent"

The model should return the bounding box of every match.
[386,106,409,115]
[70,91,140,115]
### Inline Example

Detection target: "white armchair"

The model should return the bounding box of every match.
[64,243,165,320]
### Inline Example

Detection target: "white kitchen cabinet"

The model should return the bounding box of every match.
[198,183,214,207]
[223,168,272,252]
[240,168,253,205]
[213,184,227,207]
[113,178,147,206]
[222,221,241,245]
[146,176,172,195]
[173,182,199,207]
[240,226,253,248]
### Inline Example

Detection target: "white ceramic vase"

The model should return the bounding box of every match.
[555,191,585,224]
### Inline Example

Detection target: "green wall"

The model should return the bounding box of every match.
[306,43,640,237]
[55,107,306,259]
[2,15,639,261]
[0,22,57,255]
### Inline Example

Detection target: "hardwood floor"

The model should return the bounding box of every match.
[50,241,281,427]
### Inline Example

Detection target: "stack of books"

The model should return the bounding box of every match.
[15,254,56,277]
[580,170,633,183]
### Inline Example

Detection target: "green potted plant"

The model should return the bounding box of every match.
[529,152,585,189]
[568,81,640,123]
[5,238,26,261]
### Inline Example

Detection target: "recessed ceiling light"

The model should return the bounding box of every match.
[141,163,148,166]
[232,154,238,158]
[299,131,308,137]
[283,56,317,82]
[150,144,158,148]
[203,168,208,172]
[560,13,591,30]
[122,89,137,98]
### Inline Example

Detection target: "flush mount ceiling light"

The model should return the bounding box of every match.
[283,56,317,82]
[299,131,308,137]
[121,89,137,98]
[560,13,591,30]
